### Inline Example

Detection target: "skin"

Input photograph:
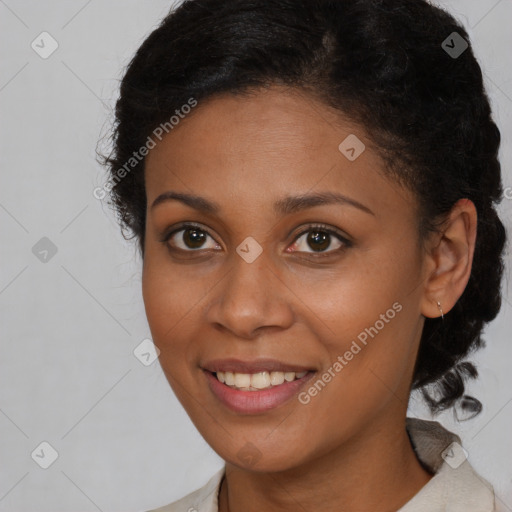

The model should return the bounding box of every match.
[142,85,477,512]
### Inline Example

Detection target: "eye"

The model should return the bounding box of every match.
[162,223,220,252]
[161,222,351,257]
[288,224,351,256]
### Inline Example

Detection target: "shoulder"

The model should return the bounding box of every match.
[402,417,496,512]
[145,467,225,512]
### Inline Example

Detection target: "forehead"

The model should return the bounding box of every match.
[169,88,358,147]
[144,86,414,220]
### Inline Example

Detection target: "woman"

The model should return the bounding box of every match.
[102,0,507,510]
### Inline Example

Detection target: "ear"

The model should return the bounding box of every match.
[421,198,477,319]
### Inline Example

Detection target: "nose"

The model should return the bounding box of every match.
[206,252,295,340]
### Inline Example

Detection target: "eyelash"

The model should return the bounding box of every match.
[160,222,352,259]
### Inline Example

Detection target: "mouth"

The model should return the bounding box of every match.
[201,359,316,414]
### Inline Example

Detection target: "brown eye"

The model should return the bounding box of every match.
[163,224,220,251]
[305,230,331,252]
[181,227,207,249]
[289,224,351,255]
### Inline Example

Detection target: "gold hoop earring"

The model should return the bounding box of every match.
[436,301,444,320]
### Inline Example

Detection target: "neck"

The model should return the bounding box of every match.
[219,415,433,512]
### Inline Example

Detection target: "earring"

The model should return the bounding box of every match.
[436,300,444,320]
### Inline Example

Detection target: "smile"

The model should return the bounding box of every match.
[203,363,315,414]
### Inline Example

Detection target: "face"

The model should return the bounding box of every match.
[142,86,430,472]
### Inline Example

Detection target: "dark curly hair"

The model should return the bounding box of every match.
[99,0,507,417]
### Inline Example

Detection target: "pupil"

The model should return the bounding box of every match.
[308,231,330,251]
[184,228,206,248]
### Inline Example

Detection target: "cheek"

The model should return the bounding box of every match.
[303,242,420,344]
[141,257,196,364]
[292,288,421,458]
[142,263,208,416]
[303,242,423,396]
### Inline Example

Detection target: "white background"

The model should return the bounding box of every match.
[1,1,511,511]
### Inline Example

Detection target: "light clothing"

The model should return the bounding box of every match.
[147,417,496,512]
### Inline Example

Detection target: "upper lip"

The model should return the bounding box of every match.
[202,358,315,374]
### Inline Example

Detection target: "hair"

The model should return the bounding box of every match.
[100,0,507,417]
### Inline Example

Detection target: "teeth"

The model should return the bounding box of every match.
[234,373,251,388]
[251,371,271,389]
[215,370,308,390]
[270,371,285,385]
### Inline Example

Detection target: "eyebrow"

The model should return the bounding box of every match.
[151,190,375,216]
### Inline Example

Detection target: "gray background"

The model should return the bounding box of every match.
[0,1,511,511]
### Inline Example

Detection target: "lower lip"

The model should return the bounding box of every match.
[204,370,315,414]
